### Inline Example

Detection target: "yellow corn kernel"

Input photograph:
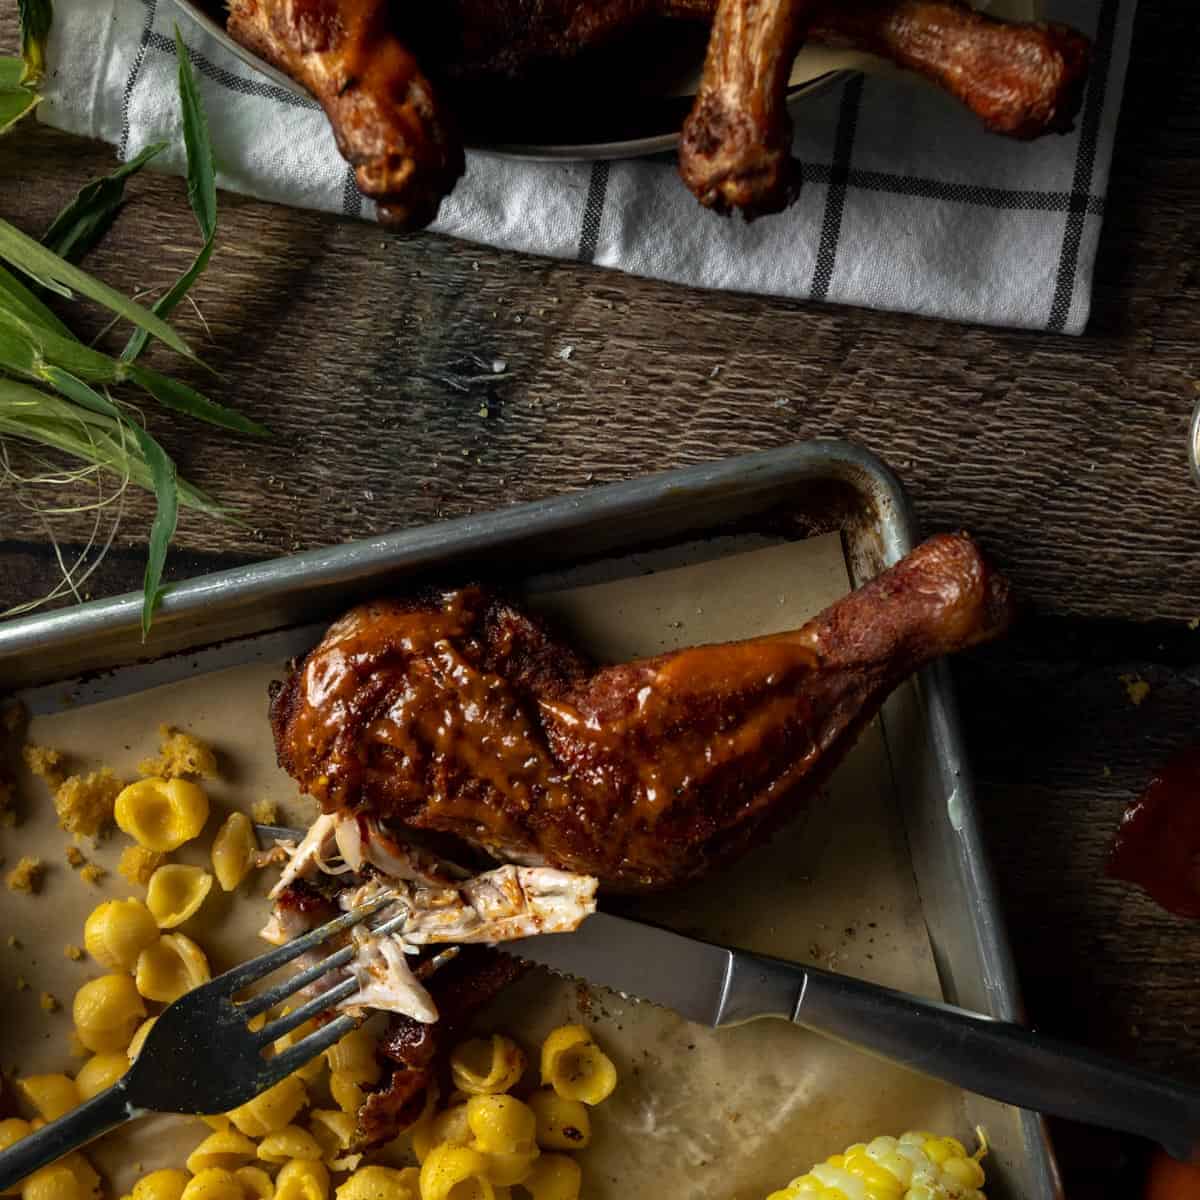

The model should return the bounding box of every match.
[135,933,210,1003]
[72,975,146,1054]
[325,1029,380,1083]
[228,1075,308,1138]
[411,1105,470,1163]
[258,1126,324,1164]
[333,1166,419,1200]
[115,778,209,852]
[525,1089,589,1151]
[211,813,256,892]
[419,1145,494,1200]
[539,1026,616,1106]
[130,1170,190,1200]
[465,1095,536,1156]
[180,1169,241,1200]
[146,865,214,928]
[83,899,159,971]
[127,1016,158,1060]
[520,1155,581,1200]
[449,1036,525,1097]
[234,1168,274,1200]
[74,1054,129,1101]
[17,1075,80,1122]
[273,1160,329,1200]
[186,1130,258,1174]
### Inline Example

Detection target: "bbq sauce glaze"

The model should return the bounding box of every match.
[1108,745,1200,919]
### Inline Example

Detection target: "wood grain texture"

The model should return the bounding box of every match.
[1,4,1198,1195]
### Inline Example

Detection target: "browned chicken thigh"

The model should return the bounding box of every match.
[270,532,1013,891]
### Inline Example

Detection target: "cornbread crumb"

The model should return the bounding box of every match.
[54,769,121,837]
[23,745,67,790]
[139,725,216,780]
[39,992,59,1013]
[15,975,29,991]
[1119,673,1151,707]
[118,845,164,887]
[64,945,84,961]
[6,935,19,949]
[80,863,106,886]
[65,846,86,868]
[7,856,44,894]
[251,798,278,825]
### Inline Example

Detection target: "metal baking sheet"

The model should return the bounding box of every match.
[0,441,1061,1199]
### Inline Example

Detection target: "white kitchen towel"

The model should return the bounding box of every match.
[39,0,1135,333]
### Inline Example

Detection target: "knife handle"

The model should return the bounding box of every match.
[726,950,1200,1162]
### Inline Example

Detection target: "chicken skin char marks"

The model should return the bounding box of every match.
[270,532,1014,892]
[224,0,1089,227]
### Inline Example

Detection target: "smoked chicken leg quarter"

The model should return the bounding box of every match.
[270,532,1013,891]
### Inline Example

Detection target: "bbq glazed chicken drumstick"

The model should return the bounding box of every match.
[223,0,1089,229]
[270,532,1013,891]
[226,0,464,227]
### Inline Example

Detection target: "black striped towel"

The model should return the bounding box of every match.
[41,0,1135,333]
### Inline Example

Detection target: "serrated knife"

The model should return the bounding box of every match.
[510,912,1200,1162]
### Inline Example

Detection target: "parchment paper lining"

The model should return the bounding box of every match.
[2,534,968,1198]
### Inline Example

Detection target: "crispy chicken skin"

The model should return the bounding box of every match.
[271,533,1013,891]
[226,0,464,227]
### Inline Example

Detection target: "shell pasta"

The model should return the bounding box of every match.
[83,899,160,971]
[72,975,146,1054]
[539,1025,618,1105]
[146,866,214,928]
[115,778,209,853]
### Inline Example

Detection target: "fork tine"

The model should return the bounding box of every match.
[260,1013,359,1087]
[216,894,394,996]
[255,975,361,1045]
[239,907,411,1019]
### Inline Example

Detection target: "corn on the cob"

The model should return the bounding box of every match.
[766,1130,987,1200]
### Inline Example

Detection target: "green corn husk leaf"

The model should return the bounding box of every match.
[0,377,223,515]
[123,29,216,363]
[42,368,180,635]
[0,58,39,134]
[17,0,52,83]
[0,217,194,357]
[0,304,128,383]
[42,142,167,264]
[0,263,73,336]
[0,304,266,436]
[129,363,269,437]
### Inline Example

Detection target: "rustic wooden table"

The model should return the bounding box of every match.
[2,5,1197,1196]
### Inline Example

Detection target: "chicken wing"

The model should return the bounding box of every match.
[270,532,1013,891]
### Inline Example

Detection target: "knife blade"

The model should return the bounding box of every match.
[507,911,804,1028]
[508,911,1200,1162]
